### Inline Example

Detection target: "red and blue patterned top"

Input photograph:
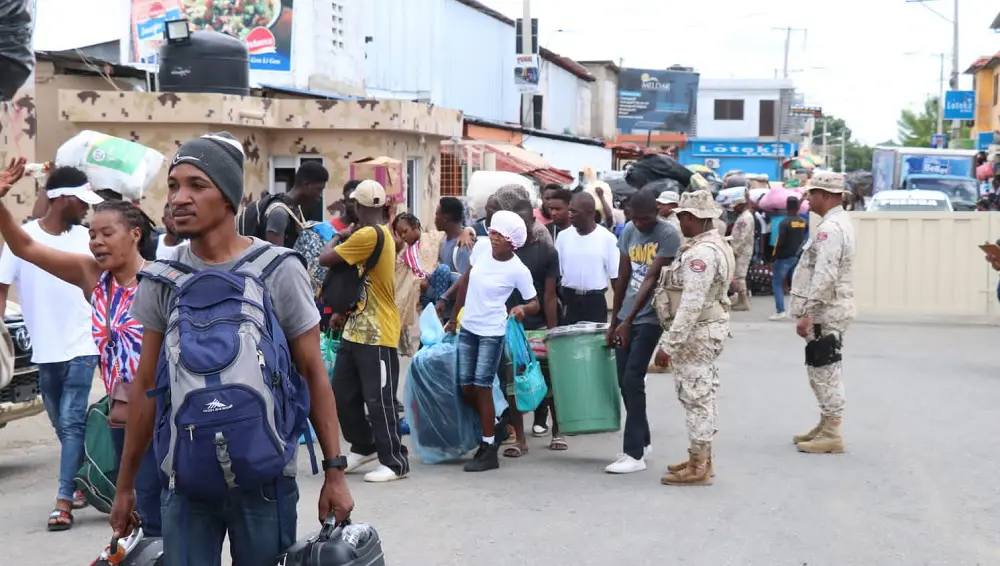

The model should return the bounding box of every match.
[91,272,143,393]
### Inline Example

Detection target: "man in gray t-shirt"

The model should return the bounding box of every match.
[605,190,681,475]
[112,132,353,566]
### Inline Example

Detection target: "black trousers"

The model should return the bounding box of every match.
[561,288,608,325]
[332,340,410,475]
[614,323,663,460]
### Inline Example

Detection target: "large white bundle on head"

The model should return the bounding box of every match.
[465,170,536,218]
[55,130,165,201]
[582,180,617,223]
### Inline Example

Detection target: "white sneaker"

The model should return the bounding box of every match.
[363,465,406,483]
[604,454,647,474]
[769,312,788,321]
[345,452,377,473]
[644,445,652,457]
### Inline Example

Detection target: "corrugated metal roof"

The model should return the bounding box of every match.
[256,84,363,100]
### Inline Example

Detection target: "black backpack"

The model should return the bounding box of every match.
[237,193,285,239]
[320,226,385,316]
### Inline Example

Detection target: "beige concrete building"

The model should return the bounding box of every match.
[0,60,462,224]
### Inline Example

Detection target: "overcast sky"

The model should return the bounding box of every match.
[480,0,999,145]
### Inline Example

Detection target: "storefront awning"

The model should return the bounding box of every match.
[485,144,574,186]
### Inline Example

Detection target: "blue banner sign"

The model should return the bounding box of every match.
[978,132,997,151]
[617,68,700,135]
[900,154,974,178]
[930,134,946,149]
[943,91,975,121]
[690,141,795,158]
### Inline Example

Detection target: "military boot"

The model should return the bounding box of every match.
[662,444,713,485]
[792,416,826,444]
[666,452,715,476]
[730,290,751,312]
[796,418,844,454]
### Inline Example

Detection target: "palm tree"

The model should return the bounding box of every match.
[896,97,972,148]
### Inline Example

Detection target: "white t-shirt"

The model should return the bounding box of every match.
[0,221,98,363]
[460,240,536,337]
[555,225,620,291]
[156,233,188,260]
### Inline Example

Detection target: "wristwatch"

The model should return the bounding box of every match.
[322,456,348,471]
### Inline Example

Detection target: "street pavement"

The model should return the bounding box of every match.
[2,297,1000,565]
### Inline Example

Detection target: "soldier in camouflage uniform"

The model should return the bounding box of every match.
[789,171,856,454]
[652,190,735,486]
[728,194,755,311]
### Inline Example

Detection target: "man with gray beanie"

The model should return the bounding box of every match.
[112,132,355,566]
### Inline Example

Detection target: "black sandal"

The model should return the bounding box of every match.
[47,509,73,532]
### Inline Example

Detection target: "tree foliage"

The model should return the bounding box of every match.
[811,114,873,172]
[896,97,971,148]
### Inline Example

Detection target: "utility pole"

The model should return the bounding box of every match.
[520,0,533,128]
[949,0,960,148]
[841,133,847,173]
[773,27,808,79]
[821,119,828,167]
[937,52,945,137]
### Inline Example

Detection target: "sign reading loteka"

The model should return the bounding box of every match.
[691,141,794,158]
[617,68,700,135]
[943,90,975,121]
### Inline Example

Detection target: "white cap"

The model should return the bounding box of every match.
[46,182,104,205]
[657,190,680,205]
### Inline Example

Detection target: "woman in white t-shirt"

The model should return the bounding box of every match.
[446,210,537,473]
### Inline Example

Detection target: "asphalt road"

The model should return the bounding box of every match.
[2,297,999,566]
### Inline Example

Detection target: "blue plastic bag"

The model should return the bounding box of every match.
[419,303,445,347]
[404,334,507,464]
[505,318,548,412]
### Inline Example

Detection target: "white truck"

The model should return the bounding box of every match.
[872,146,978,195]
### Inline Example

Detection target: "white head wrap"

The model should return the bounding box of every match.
[487,210,527,249]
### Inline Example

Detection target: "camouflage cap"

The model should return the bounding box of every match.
[674,190,719,219]
[808,171,848,194]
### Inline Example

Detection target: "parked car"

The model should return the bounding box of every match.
[0,301,42,429]
[866,189,954,212]
[900,174,978,211]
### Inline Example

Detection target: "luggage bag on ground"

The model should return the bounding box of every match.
[90,529,163,566]
[276,517,385,566]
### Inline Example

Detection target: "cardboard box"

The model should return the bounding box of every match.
[349,156,404,203]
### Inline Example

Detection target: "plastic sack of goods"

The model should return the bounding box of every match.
[56,131,166,201]
[0,0,34,101]
[404,306,507,464]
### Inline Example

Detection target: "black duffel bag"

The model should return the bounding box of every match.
[277,517,386,566]
[625,153,694,189]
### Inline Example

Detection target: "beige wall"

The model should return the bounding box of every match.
[852,212,1000,317]
[0,81,38,220]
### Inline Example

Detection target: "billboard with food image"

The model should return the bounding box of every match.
[130,0,294,72]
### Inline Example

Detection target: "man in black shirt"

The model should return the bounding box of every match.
[502,198,564,456]
[265,161,328,248]
[545,187,573,241]
[770,196,807,321]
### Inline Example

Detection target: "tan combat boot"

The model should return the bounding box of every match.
[662,444,713,485]
[730,290,751,312]
[792,416,826,445]
[665,449,715,477]
[796,418,845,454]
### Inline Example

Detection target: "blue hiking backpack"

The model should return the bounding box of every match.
[139,245,317,501]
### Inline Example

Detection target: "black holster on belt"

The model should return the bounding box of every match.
[804,324,842,367]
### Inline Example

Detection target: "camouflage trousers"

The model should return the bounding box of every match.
[805,323,847,418]
[670,322,727,443]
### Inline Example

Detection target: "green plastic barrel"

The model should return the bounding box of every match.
[545,323,621,435]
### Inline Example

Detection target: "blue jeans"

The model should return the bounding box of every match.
[614,323,663,460]
[772,257,799,314]
[38,355,99,501]
[457,328,505,388]
[161,476,299,566]
[110,427,163,536]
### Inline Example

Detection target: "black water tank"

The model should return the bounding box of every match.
[158,30,249,95]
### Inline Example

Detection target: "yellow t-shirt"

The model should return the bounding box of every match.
[333,225,400,348]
